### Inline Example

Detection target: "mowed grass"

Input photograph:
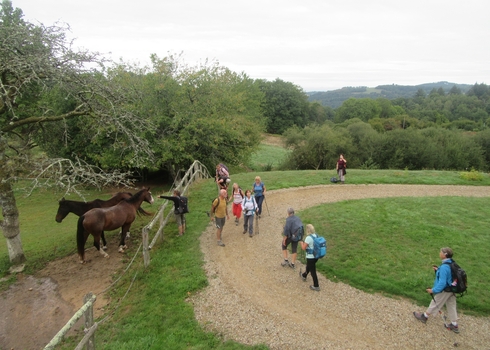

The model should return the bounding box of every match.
[249,144,290,171]
[2,166,490,348]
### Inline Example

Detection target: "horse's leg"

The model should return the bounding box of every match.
[118,224,130,253]
[101,231,108,250]
[94,233,109,258]
[118,230,130,239]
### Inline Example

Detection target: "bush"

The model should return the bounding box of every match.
[460,168,484,181]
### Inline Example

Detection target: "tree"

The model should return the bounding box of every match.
[334,98,381,123]
[257,79,310,134]
[0,1,152,264]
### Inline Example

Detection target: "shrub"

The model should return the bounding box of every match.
[460,168,484,181]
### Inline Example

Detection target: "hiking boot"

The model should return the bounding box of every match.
[249,234,253,238]
[289,262,295,269]
[299,269,306,282]
[217,241,225,247]
[243,230,247,234]
[413,312,428,324]
[310,285,320,291]
[281,260,289,267]
[446,323,460,333]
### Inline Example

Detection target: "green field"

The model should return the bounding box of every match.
[1,142,490,348]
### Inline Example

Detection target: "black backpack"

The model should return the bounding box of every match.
[175,196,189,214]
[290,225,304,242]
[443,260,467,297]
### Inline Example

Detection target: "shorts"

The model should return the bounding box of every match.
[282,237,298,254]
[175,214,185,226]
[215,217,226,229]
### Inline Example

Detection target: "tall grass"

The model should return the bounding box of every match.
[2,168,490,349]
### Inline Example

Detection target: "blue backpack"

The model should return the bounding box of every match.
[307,233,327,259]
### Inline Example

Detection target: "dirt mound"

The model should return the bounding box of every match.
[0,234,128,350]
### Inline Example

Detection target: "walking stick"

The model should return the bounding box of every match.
[264,196,270,216]
[255,212,259,235]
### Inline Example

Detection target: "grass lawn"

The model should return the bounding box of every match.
[1,167,490,349]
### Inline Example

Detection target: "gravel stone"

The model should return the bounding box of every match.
[190,184,490,349]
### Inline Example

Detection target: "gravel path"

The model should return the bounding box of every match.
[190,184,490,350]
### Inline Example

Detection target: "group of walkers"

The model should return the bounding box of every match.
[210,170,267,246]
[161,160,462,334]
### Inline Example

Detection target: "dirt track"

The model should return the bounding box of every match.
[2,184,490,349]
[191,184,490,350]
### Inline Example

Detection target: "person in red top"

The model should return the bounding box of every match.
[336,154,347,184]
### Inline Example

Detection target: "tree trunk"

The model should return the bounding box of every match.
[0,137,26,264]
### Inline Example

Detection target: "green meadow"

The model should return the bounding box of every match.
[1,142,490,349]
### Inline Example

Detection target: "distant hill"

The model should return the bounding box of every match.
[307,81,473,109]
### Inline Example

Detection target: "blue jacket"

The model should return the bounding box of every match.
[432,258,453,293]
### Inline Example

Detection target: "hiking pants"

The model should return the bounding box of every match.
[305,258,319,288]
[255,195,264,215]
[427,291,458,323]
[243,215,254,235]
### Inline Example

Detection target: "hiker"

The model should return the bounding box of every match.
[229,183,244,226]
[241,190,258,237]
[216,163,230,190]
[413,247,460,333]
[281,207,303,269]
[252,176,266,217]
[210,189,229,247]
[336,154,347,184]
[300,224,320,291]
[159,190,186,236]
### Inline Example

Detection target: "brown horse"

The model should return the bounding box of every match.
[55,192,134,222]
[76,188,154,263]
[56,192,134,250]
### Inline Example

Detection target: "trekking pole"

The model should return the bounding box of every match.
[255,212,259,235]
[264,196,270,216]
[430,292,448,327]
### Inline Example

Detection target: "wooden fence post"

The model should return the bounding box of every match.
[83,292,95,350]
[44,293,97,350]
[142,227,150,268]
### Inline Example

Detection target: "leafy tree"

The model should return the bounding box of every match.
[257,79,310,134]
[142,56,264,175]
[334,98,381,123]
[0,1,151,264]
[346,121,382,168]
[283,124,354,170]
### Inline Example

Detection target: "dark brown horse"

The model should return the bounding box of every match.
[56,192,133,250]
[56,192,152,249]
[76,188,154,263]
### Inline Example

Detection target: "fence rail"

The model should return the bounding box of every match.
[45,161,211,348]
[142,160,211,266]
[44,293,96,350]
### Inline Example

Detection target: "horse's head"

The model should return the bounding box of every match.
[55,198,68,223]
[143,187,154,205]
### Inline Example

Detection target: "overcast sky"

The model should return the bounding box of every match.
[12,0,490,92]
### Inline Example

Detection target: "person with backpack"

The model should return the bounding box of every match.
[159,189,187,236]
[252,176,266,217]
[336,154,347,184]
[281,207,303,269]
[229,183,244,226]
[216,163,230,191]
[413,247,460,333]
[299,224,321,291]
[241,190,258,237]
[210,189,229,247]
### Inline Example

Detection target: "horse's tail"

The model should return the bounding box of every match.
[77,215,86,258]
